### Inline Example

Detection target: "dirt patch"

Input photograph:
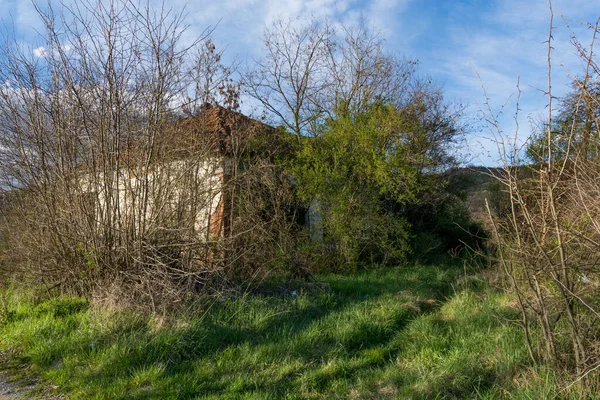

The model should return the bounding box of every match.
[0,373,34,399]
[0,375,63,400]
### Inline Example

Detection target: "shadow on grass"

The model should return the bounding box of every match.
[0,262,525,399]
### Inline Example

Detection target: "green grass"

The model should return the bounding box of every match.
[0,263,574,399]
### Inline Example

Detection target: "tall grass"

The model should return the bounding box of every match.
[0,263,580,399]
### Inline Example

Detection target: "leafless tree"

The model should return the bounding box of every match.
[244,18,334,141]
[245,18,422,138]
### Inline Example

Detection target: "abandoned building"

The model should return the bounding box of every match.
[77,104,321,247]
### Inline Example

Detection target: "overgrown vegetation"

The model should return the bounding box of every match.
[1,262,570,399]
[481,11,600,393]
[0,1,305,304]
[288,102,482,269]
[247,18,477,270]
[0,0,598,397]
[0,0,476,301]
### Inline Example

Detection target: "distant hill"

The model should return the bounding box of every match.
[452,166,507,226]
[454,165,537,226]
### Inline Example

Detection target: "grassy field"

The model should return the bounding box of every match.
[0,263,570,399]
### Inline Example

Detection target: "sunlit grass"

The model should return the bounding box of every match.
[0,263,574,399]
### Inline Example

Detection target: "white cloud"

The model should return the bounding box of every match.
[32,46,47,58]
[365,0,411,36]
[145,0,414,59]
[8,0,415,62]
[6,0,598,166]
[403,0,599,165]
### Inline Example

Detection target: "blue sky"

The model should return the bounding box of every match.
[1,0,599,165]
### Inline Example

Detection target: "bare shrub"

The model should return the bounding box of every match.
[483,10,600,390]
[0,1,296,310]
